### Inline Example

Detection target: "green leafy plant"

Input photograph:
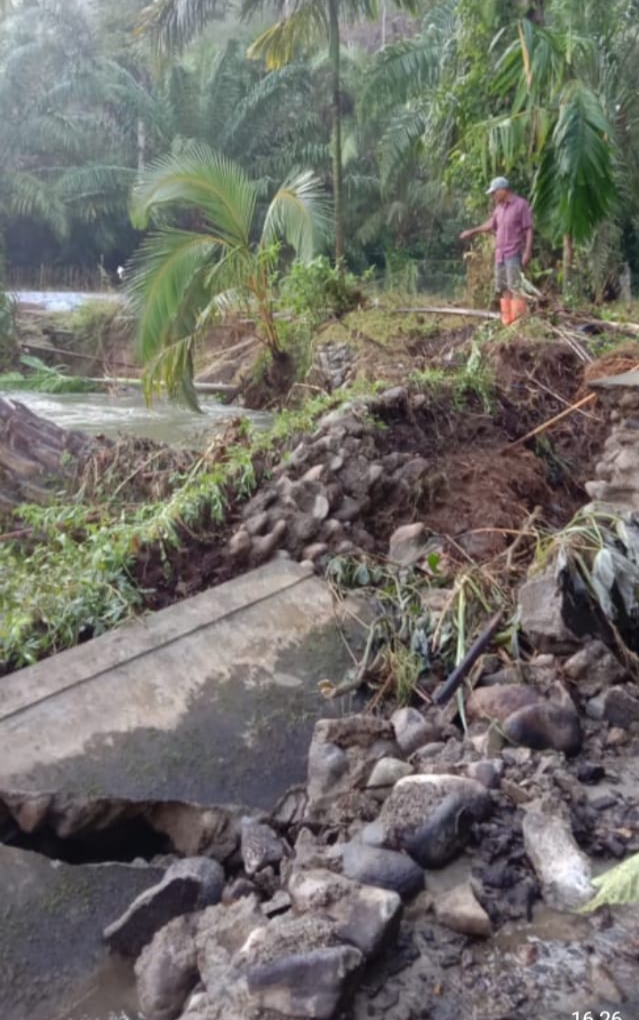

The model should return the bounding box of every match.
[580,852,639,913]
[128,145,329,409]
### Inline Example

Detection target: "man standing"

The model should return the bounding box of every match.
[459,176,533,323]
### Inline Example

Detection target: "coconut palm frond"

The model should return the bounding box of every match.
[534,82,617,243]
[128,227,218,370]
[138,0,227,54]
[131,146,257,246]
[247,1,328,70]
[379,109,427,187]
[5,171,69,238]
[262,169,330,262]
[142,332,201,411]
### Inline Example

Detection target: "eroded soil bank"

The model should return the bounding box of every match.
[3,321,639,1020]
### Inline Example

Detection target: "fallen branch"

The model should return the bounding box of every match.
[394,306,500,320]
[432,609,504,706]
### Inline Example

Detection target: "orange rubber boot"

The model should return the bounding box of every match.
[500,296,513,326]
[510,295,527,322]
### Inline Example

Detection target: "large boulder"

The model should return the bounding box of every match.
[240,915,363,1019]
[288,868,402,959]
[361,774,492,868]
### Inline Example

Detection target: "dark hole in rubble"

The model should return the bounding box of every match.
[1,814,172,865]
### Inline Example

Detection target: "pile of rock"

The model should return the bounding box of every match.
[586,372,639,510]
[314,342,357,392]
[101,617,639,1019]
[226,387,441,569]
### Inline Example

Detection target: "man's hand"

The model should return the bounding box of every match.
[522,251,531,269]
[459,229,474,241]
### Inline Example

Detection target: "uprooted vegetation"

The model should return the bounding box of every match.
[1,314,628,677]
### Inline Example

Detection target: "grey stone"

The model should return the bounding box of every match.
[333,496,363,522]
[388,523,431,567]
[303,542,329,562]
[288,868,402,959]
[434,882,492,938]
[587,685,639,728]
[503,691,582,756]
[563,641,626,687]
[466,759,503,789]
[303,464,326,483]
[466,684,541,724]
[241,819,285,876]
[365,774,492,868]
[263,890,292,917]
[305,716,398,819]
[313,494,331,521]
[307,740,349,801]
[391,706,439,756]
[251,520,288,563]
[240,915,363,1019]
[244,512,270,537]
[372,386,408,410]
[522,802,593,909]
[135,913,199,1020]
[104,857,225,957]
[366,756,413,793]
[196,893,266,962]
[518,573,582,652]
[228,529,251,560]
[290,827,344,875]
[341,840,424,900]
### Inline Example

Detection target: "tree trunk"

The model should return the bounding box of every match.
[328,0,345,267]
[137,118,146,170]
[0,397,92,511]
[563,233,574,295]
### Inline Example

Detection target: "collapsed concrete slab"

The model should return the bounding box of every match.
[0,561,363,806]
[0,843,163,1020]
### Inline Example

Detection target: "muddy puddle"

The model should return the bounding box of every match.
[54,955,137,1020]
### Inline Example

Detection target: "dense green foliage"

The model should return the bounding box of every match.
[1,0,637,296]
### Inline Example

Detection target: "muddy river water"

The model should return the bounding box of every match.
[7,390,272,445]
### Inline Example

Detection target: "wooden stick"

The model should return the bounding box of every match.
[505,354,639,452]
[503,394,597,451]
[394,306,500,320]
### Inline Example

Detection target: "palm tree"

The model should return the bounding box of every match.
[139,0,419,264]
[128,145,328,408]
[484,17,618,285]
[246,0,424,265]
[0,0,157,251]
